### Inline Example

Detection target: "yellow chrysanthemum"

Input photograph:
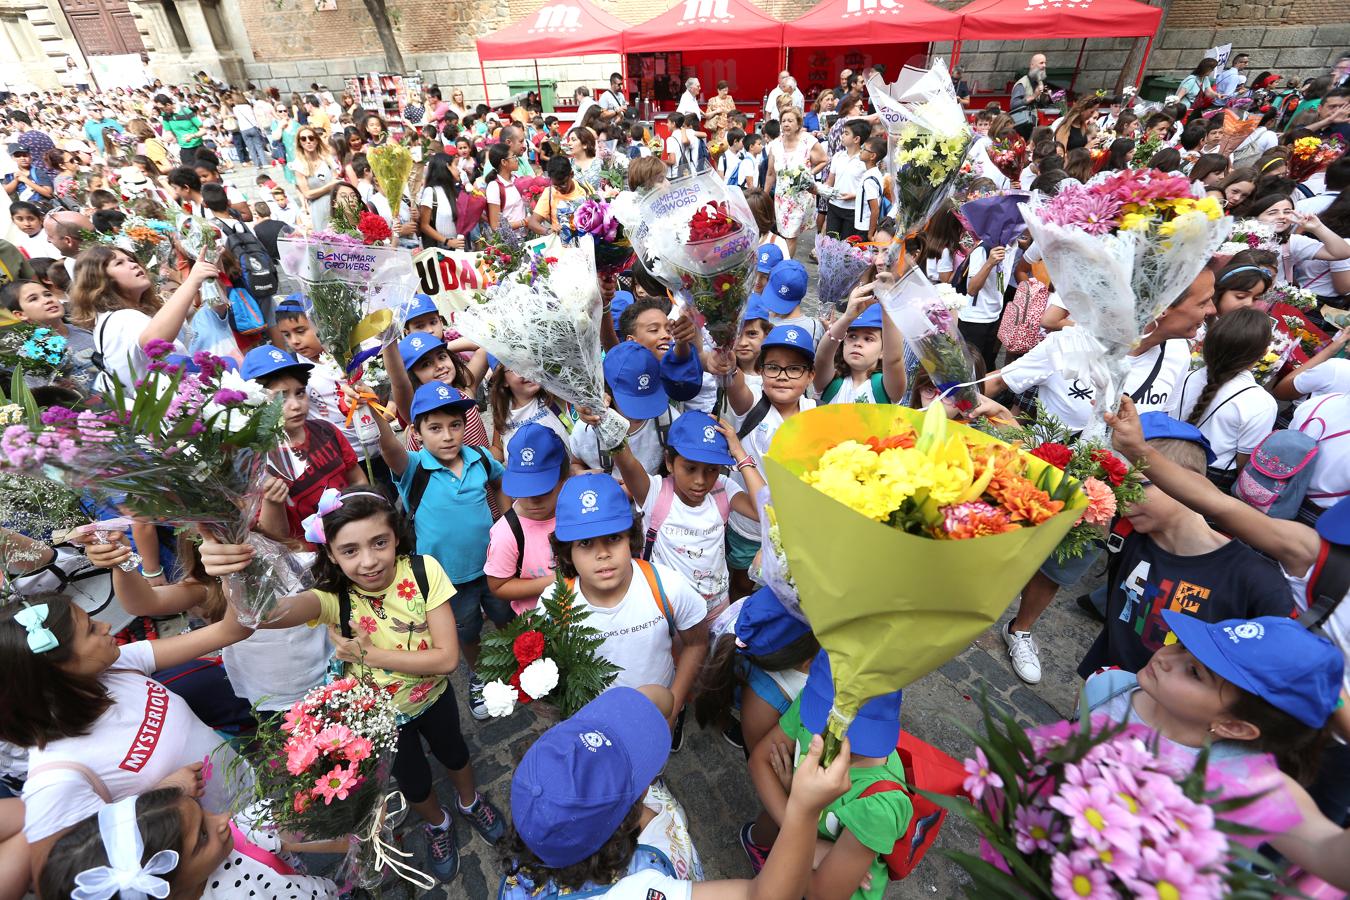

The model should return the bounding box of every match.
[1119,213,1151,231]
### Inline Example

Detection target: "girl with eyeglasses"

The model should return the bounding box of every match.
[288,126,338,231]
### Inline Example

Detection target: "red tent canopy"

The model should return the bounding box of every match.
[784,0,960,45]
[624,0,785,52]
[956,0,1161,40]
[476,0,628,60]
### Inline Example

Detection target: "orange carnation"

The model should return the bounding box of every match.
[867,430,917,453]
[989,476,1064,525]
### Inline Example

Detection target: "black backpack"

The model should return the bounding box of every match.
[220,219,279,299]
[950,242,985,297]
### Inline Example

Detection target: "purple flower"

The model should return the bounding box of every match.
[144,338,176,360]
[963,748,1004,804]
[40,406,77,425]
[212,388,248,405]
[572,199,607,237]
[189,420,206,435]
[193,351,221,378]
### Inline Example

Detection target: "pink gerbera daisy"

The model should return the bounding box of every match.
[313,763,363,805]
[1049,783,1139,850]
[963,748,1004,804]
[1050,850,1114,899]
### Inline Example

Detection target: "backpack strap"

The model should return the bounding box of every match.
[711,483,731,522]
[406,460,433,519]
[655,408,673,448]
[1196,384,1259,429]
[821,378,843,405]
[595,430,613,474]
[1128,343,1169,404]
[338,581,353,639]
[1302,539,1350,632]
[410,553,430,601]
[642,477,677,562]
[504,508,526,579]
[736,395,773,440]
[25,761,114,803]
[634,559,675,640]
[858,779,906,801]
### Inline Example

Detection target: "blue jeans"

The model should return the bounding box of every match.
[450,575,514,646]
[240,127,268,167]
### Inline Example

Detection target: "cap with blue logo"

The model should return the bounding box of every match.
[510,687,670,868]
[757,243,785,275]
[1139,412,1217,465]
[602,342,668,420]
[799,649,902,758]
[240,345,314,383]
[760,323,817,361]
[762,260,808,314]
[736,586,812,657]
[402,293,440,324]
[555,473,633,542]
[504,424,568,498]
[410,381,473,420]
[398,332,446,372]
[1161,611,1344,728]
[666,410,734,466]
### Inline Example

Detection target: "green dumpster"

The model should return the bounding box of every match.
[507,79,557,113]
[1139,75,1183,103]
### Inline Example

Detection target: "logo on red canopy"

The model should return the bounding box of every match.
[679,0,734,23]
[529,4,582,32]
[844,0,905,16]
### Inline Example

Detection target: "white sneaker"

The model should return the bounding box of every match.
[1003,622,1042,684]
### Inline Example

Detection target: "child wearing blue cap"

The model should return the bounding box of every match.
[612,409,767,621]
[484,424,569,615]
[500,685,854,899]
[375,380,511,719]
[539,474,709,721]
[758,260,825,346]
[748,650,911,898]
[613,294,711,410]
[240,344,368,542]
[388,330,492,458]
[754,242,784,293]
[725,323,818,599]
[1085,612,1350,884]
[572,341,680,475]
[402,292,448,341]
[813,286,906,406]
[1075,412,1290,681]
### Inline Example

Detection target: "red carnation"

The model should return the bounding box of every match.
[688,201,738,242]
[1031,442,1073,469]
[1092,448,1129,486]
[357,211,392,245]
[509,669,532,704]
[513,630,546,667]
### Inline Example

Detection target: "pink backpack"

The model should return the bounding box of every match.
[997,278,1051,354]
[641,476,730,561]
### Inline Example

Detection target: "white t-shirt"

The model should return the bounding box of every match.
[957,245,1014,324]
[1296,252,1350,297]
[1290,391,1350,509]
[676,92,701,117]
[23,642,242,841]
[570,409,679,475]
[500,396,569,452]
[1284,233,1327,283]
[727,397,817,539]
[724,151,758,189]
[94,308,186,394]
[16,230,60,259]
[1297,191,1338,217]
[1171,368,1277,470]
[640,473,744,616]
[268,200,301,226]
[222,624,330,712]
[231,103,258,131]
[607,869,693,899]
[1294,359,1350,397]
[538,561,705,689]
[925,248,954,284]
[828,149,865,211]
[855,166,884,232]
[575,97,597,124]
[486,177,527,226]
[418,186,457,239]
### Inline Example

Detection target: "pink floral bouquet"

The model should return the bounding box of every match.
[946,701,1301,899]
[561,197,632,275]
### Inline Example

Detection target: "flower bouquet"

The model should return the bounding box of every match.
[367,142,413,229]
[561,197,632,275]
[1266,280,1319,313]
[777,165,816,201]
[984,410,1145,563]
[815,234,874,311]
[1214,218,1279,264]
[114,215,177,277]
[989,134,1026,183]
[476,574,619,719]
[178,214,224,305]
[635,171,758,349]
[878,267,981,415]
[1288,135,1344,184]
[1129,133,1163,168]
[1251,319,1298,387]
[869,59,974,238]
[277,234,416,374]
[0,343,306,626]
[1213,109,1261,158]
[455,234,629,450]
[1274,304,1331,362]
[1020,169,1232,438]
[762,402,1087,763]
[941,701,1300,898]
[0,319,68,380]
[955,193,1028,296]
[238,675,430,890]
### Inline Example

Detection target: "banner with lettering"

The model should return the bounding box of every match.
[412,247,489,318]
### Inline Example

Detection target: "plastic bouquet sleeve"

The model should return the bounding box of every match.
[763,404,1085,762]
[814,235,875,311]
[278,235,415,373]
[877,266,980,415]
[753,486,803,623]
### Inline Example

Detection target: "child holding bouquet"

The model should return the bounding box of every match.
[571,342,678,475]
[484,424,568,614]
[812,289,906,405]
[199,487,507,883]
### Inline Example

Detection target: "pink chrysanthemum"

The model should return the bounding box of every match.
[1013,803,1063,854]
[1050,850,1114,899]
[963,748,1004,803]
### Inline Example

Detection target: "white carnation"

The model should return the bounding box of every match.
[519,657,559,700]
[217,367,269,406]
[482,680,517,717]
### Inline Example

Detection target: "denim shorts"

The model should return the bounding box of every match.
[1038,543,1102,588]
[451,575,514,645]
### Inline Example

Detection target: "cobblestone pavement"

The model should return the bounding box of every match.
[230,171,1107,897]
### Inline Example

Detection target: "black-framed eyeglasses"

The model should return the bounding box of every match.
[762,363,809,380]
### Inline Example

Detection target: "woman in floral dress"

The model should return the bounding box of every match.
[763,108,827,258]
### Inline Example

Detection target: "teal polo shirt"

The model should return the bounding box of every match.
[397,446,503,584]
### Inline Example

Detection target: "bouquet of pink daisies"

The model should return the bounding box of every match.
[945,702,1300,899]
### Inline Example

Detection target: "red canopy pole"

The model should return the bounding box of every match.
[1134,34,1154,89]
[950,40,962,67]
[480,58,491,108]
[1068,38,1086,95]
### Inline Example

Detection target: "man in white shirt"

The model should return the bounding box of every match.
[598,73,628,123]
[1297,156,1348,217]
[676,78,702,117]
[573,86,596,126]
[764,71,803,121]
[1214,53,1249,102]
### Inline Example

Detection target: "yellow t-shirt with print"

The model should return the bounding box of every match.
[313,555,456,719]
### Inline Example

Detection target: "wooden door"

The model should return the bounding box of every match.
[61,0,145,56]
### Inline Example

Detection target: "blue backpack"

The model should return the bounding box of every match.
[227,286,267,335]
[1231,428,1318,520]
[497,844,677,899]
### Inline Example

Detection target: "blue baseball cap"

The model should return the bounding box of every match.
[762,260,808,314]
[410,381,473,420]
[504,424,567,498]
[275,293,308,317]
[761,323,817,360]
[756,243,784,274]
[1139,412,1217,465]
[1161,611,1344,728]
[665,410,734,466]
[609,290,635,331]
[555,473,633,541]
[1316,497,1350,547]
[799,649,902,758]
[398,332,445,372]
[240,345,313,383]
[850,304,883,330]
[736,586,812,657]
[511,686,669,867]
[602,341,668,420]
[402,293,440,324]
[743,294,772,324]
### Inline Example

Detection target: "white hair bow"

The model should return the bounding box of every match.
[71,796,180,900]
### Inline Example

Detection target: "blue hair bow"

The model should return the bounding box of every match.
[15,603,58,654]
